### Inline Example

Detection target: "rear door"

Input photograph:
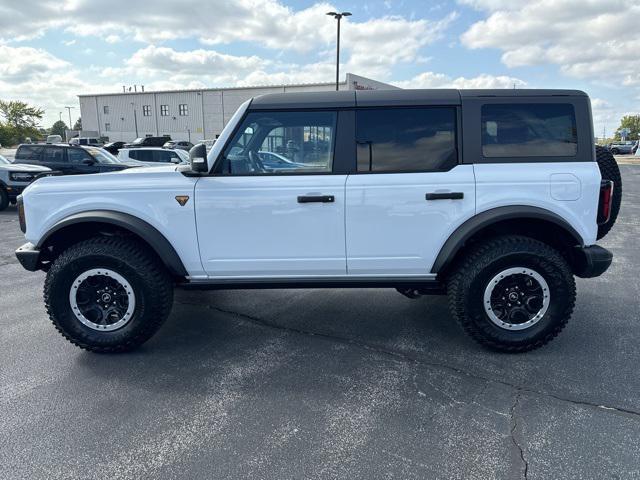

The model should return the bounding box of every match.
[345,106,476,276]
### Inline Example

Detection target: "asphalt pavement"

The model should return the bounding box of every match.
[1,166,639,479]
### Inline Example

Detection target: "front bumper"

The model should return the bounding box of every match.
[572,245,613,278]
[15,242,40,271]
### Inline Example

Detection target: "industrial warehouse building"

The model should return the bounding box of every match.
[78,74,396,143]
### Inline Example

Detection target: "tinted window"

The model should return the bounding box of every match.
[481,104,577,158]
[129,150,154,162]
[356,107,457,172]
[43,147,66,163]
[220,111,336,175]
[68,149,90,164]
[16,145,44,161]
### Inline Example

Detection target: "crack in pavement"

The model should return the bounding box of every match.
[175,300,640,421]
[510,391,529,480]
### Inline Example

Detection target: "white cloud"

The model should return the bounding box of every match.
[459,0,640,86]
[395,71,527,89]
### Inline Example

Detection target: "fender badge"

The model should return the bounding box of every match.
[175,195,190,206]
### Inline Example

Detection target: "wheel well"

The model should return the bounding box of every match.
[39,221,185,279]
[437,217,581,278]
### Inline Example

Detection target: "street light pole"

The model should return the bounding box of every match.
[326,11,352,91]
[64,106,74,128]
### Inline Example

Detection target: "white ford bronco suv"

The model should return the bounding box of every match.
[15,90,621,353]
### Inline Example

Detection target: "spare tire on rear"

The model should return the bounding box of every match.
[595,145,622,240]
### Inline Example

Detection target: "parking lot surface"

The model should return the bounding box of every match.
[1,166,639,479]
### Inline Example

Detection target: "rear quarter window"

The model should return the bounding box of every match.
[481,104,577,158]
[15,145,44,161]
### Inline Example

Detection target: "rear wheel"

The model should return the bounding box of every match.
[447,235,575,352]
[596,145,622,240]
[44,236,174,352]
[0,187,8,211]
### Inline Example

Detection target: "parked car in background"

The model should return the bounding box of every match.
[117,147,188,166]
[14,144,131,175]
[69,137,103,147]
[123,136,170,148]
[608,141,636,155]
[0,154,51,211]
[103,141,126,155]
[203,139,216,151]
[163,140,194,151]
[46,135,62,144]
[257,151,315,172]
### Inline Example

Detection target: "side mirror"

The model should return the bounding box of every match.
[189,143,208,173]
[82,158,96,166]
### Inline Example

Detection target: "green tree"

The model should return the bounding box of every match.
[614,115,640,140]
[73,117,82,131]
[51,120,68,137]
[0,100,44,144]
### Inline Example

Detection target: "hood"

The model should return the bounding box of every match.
[0,163,51,172]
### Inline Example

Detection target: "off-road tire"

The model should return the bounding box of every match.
[0,187,8,211]
[447,235,575,353]
[44,236,174,352]
[595,145,622,240]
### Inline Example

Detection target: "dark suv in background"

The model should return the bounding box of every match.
[123,136,171,148]
[14,144,131,175]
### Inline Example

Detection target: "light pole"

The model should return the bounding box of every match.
[326,11,351,91]
[58,112,62,122]
[130,102,139,138]
[64,106,74,128]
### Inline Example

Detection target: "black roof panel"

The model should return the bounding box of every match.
[249,89,588,110]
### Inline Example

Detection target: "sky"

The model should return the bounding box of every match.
[0,0,638,136]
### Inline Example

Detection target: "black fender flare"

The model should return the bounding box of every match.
[431,205,584,274]
[38,210,188,277]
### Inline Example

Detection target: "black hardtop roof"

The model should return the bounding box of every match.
[249,88,588,110]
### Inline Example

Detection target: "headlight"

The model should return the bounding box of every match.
[9,172,35,182]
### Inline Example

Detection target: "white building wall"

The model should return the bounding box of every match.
[79,75,395,143]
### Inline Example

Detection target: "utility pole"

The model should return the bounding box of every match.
[131,103,139,138]
[326,11,352,91]
[64,106,74,128]
[59,112,62,122]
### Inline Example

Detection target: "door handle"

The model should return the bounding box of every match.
[425,192,464,200]
[297,195,335,203]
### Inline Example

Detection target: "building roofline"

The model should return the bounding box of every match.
[78,79,348,98]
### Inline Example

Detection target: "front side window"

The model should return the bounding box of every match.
[356,107,457,172]
[160,105,169,116]
[218,110,336,175]
[67,148,90,164]
[142,105,151,116]
[179,104,188,116]
[481,104,577,158]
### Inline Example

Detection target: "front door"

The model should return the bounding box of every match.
[346,106,476,276]
[195,109,347,278]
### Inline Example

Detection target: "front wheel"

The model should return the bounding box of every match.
[447,235,575,352]
[44,236,174,352]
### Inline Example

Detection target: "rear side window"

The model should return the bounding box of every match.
[43,147,66,163]
[16,145,44,161]
[356,107,457,172]
[481,104,577,158]
[129,150,154,162]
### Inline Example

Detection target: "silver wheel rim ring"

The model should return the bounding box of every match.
[69,268,136,332]
[483,267,550,331]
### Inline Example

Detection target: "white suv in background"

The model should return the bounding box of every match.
[117,147,189,166]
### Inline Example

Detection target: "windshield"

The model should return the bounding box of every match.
[85,148,118,164]
[131,138,144,145]
[0,154,9,165]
